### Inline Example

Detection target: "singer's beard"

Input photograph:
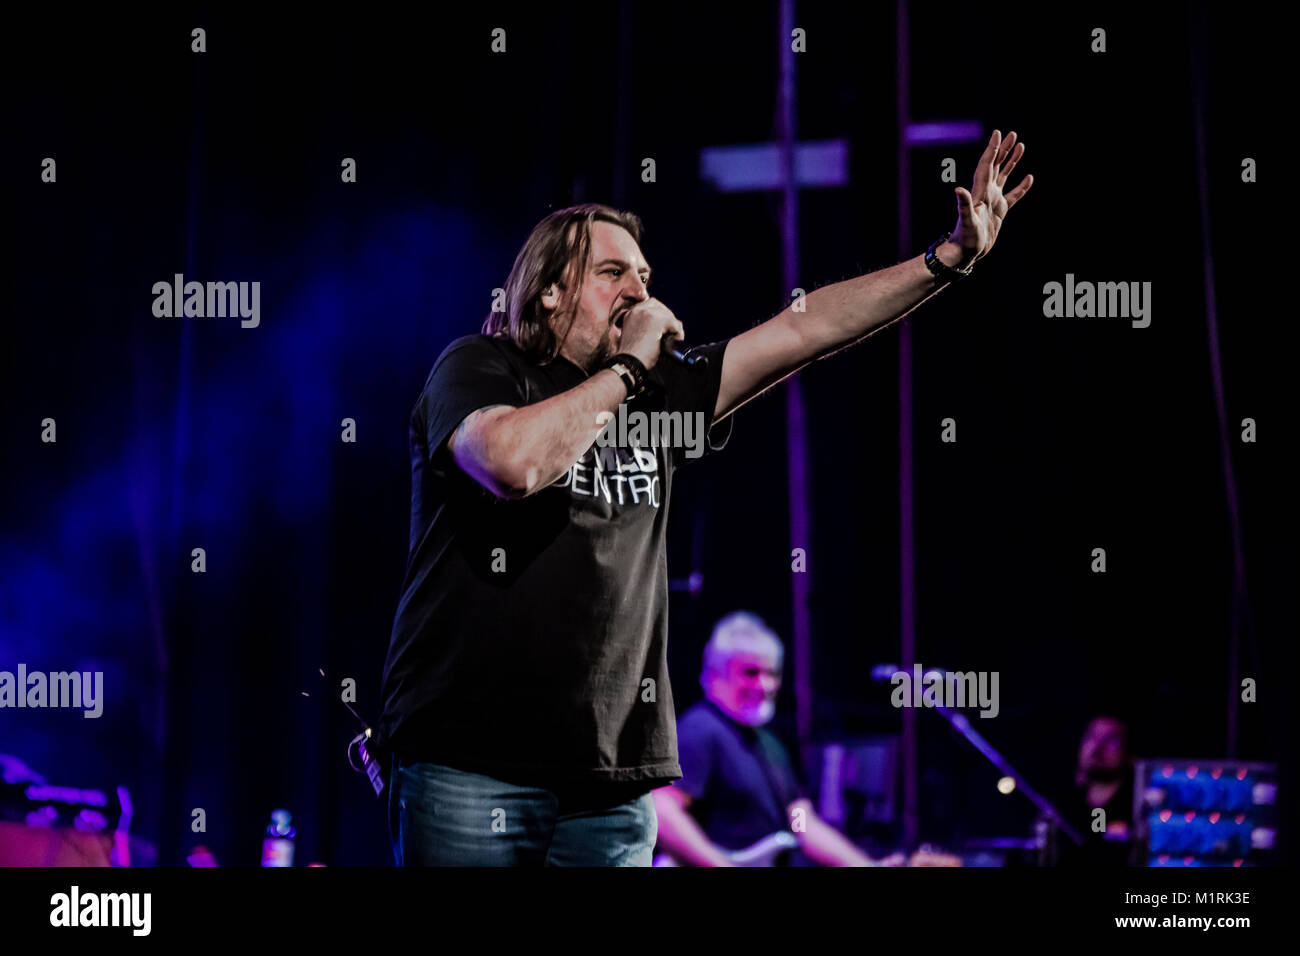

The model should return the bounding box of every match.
[586,306,631,373]
[587,336,615,373]
[588,324,627,373]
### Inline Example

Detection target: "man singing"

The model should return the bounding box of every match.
[379,130,1032,866]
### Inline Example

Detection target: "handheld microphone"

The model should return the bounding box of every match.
[662,334,700,367]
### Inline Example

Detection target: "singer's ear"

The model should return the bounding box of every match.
[539,283,560,312]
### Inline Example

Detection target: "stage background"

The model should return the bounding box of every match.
[4,2,1292,865]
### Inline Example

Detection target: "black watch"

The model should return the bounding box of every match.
[603,352,647,398]
[925,232,975,283]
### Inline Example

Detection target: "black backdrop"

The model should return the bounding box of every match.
[4,2,1293,865]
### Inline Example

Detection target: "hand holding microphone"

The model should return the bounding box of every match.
[661,334,698,367]
[618,297,694,370]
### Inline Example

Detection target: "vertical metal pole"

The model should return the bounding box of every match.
[895,0,919,851]
[612,1,633,206]
[159,58,206,866]
[1189,1,1247,757]
[777,0,813,745]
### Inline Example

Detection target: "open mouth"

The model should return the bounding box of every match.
[613,312,625,329]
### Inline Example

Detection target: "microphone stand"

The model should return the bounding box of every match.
[872,665,1082,847]
[937,706,1082,846]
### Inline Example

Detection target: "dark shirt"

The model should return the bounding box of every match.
[671,698,808,856]
[379,333,733,792]
[1060,775,1135,866]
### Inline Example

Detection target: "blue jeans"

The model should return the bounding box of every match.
[389,757,658,866]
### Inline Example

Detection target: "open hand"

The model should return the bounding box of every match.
[952,129,1034,266]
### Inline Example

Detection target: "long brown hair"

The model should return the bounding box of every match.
[482,203,644,364]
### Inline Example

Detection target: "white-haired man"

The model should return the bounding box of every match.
[653,612,902,866]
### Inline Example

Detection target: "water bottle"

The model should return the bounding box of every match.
[261,809,295,867]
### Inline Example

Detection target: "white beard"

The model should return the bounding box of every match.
[720,698,776,727]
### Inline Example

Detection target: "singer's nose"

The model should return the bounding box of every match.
[623,275,650,303]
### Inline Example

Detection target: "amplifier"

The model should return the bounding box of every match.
[1132,759,1278,866]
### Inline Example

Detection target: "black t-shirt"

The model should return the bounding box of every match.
[671,698,808,852]
[379,332,734,792]
[1060,774,1136,866]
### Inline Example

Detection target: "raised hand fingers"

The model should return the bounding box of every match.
[997,142,1025,188]
[994,130,1018,169]
[1005,173,1034,209]
[974,129,1002,201]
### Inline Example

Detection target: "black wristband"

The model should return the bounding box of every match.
[603,352,648,398]
[925,232,975,283]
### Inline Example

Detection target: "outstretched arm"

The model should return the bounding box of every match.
[650,786,736,867]
[788,799,906,867]
[714,129,1033,422]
